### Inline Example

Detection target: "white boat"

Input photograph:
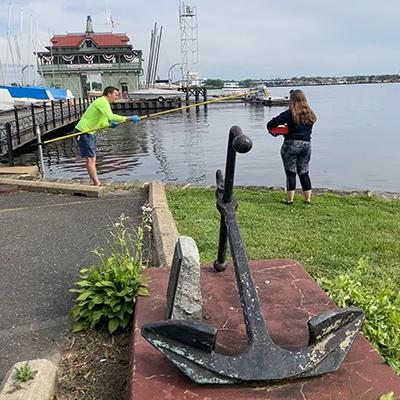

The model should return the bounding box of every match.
[128,88,184,102]
[0,89,15,112]
[245,85,290,106]
[221,82,243,96]
[0,86,74,109]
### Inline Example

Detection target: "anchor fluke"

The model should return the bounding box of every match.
[307,307,365,346]
[142,320,217,353]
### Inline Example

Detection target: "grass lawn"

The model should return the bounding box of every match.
[166,188,400,292]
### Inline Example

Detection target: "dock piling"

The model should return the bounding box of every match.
[35,125,46,179]
[5,123,14,167]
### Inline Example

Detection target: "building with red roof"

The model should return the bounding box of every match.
[36,16,143,98]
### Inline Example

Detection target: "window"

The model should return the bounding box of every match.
[86,41,92,48]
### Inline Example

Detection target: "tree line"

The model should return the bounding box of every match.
[204,74,400,89]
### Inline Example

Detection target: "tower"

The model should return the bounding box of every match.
[179,2,200,87]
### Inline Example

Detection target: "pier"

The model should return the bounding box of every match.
[0,98,95,166]
[0,98,182,166]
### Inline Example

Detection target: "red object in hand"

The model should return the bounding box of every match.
[270,125,289,134]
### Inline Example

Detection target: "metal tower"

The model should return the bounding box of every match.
[179,2,200,86]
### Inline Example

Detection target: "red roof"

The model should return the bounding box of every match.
[50,33,130,48]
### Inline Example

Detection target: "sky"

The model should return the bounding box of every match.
[1,0,400,85]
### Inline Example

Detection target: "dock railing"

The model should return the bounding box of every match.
[0,97,95,166]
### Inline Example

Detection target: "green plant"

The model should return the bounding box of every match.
[379,393,395,400]
[70,214,150,334]
[317,258,400,375]
[14,363,38,386]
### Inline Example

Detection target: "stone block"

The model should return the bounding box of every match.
[0,359,57,400]
[167,236,202,322]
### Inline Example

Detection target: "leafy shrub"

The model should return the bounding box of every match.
[70,214,150,334]
[317,259,400,375]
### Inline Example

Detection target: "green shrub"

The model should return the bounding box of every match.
[317,259,400,375]
[70,214,150,334]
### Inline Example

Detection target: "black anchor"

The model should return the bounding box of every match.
[142,126,365,384]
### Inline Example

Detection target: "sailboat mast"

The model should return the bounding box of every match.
[28,11,32,85]
[5,1,12,84]
[0,53,4,85]
[20,8,23,85]
[34,17,39,85]
[14,36,22,85]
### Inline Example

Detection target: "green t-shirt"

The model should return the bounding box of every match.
[75,96,126,134]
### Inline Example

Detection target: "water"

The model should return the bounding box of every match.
[14,83,400,192]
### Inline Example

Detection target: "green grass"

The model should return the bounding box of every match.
[166,188,400,291]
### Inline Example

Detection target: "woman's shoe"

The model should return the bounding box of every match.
[304,201,312,205]
[283,200,293,206]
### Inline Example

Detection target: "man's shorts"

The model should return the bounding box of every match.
[75,129,97,158]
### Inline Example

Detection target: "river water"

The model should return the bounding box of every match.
[14,83,400,192]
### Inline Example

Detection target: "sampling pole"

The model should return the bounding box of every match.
[42,89,260,145]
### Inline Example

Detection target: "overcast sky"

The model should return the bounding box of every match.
[1,0,400,84]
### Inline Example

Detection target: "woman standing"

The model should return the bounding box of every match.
[267,90,317,205]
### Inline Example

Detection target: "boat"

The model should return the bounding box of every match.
[245,85,290,107]
[128,88,184,102]
[0,85,74,109]
[0,89,15,113]
[221,82,243,96]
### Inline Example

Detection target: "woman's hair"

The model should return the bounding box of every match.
[289,90,317,125]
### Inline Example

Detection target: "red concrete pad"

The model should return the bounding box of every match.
[128,260,400,400]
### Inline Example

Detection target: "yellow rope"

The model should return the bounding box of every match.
[43,89,260,145]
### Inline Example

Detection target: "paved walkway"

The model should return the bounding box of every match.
[0,188,148,381]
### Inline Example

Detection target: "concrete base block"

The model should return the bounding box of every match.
[0,178,108,197]
[0,359,57,400]
[149,181,179,266]
[0,166,38,177]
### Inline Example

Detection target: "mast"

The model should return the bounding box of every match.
[28,11,32,85]
[0,52,4,85]
[34,17,39,85]
[14,36,22,85]
[5,1,12,84]
[19,8,23,85]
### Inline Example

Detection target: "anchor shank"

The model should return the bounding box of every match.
[224,206,272,346]
[222,126,246,203]
[216,215,228,267]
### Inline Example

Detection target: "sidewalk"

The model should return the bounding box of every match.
[0,186,148,382]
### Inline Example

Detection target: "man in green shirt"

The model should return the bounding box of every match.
[74,86,140,186]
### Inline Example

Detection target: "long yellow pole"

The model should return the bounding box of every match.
[43,89,260,145]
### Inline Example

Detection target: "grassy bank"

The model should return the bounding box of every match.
[166,188,400,292]
[167,187,400,373]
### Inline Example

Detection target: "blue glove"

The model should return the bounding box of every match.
[130,115,140,122]
[110,121,118,129]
